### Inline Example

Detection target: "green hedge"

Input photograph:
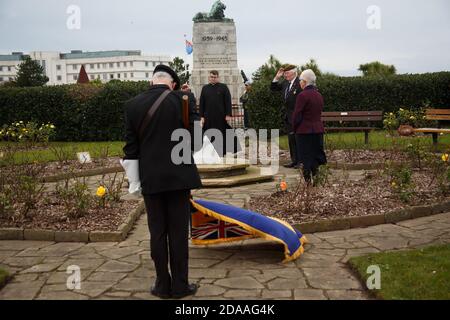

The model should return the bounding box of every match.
[0,81,149,141]
[247,72,450,132]
[1,72,449,141]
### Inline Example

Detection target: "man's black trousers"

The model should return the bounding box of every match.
[288,133,299,164]
[143,189,191,294]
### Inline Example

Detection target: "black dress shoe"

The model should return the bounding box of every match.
[171,283,198,299]
[283,162,297,168]
[150,286,171,299]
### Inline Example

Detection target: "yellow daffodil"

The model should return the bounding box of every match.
[442,154,449,162]
[96,186,106,197]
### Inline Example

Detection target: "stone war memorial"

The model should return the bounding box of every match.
[190,0,243,105]
[0,0,449,305]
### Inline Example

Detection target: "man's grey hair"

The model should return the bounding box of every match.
[300,69,317,85]
[152,71,173,82]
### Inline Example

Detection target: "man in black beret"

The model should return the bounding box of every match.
[123,64,201,299]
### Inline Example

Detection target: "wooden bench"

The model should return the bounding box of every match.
[413,109,450,144]
[321,111,383,144]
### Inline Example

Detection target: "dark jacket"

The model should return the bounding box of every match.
[292,85,325,134]
[123,84,202,195]
[199,82,232,131]
[270,77,301,132]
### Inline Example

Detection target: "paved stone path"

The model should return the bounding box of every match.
[1,209,449,300]
[1,165,449,299]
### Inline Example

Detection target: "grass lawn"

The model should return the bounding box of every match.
[348,244,450,300]
[0,268,10,290]
[0,141,125,165]
[279,130,450,151]
[1,130,450,166]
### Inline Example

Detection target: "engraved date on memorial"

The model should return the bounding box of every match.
[201,35,228,42]
[199,58,229,66]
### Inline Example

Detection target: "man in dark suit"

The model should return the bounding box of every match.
[123,65,202,299]
[270,64,302,168]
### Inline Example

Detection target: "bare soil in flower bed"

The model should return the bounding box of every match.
[41,157,122,176]
[326,149,409,164]
[12,157,123,179]
[0,197,140,232]
[248,171,449,225]
[279,149,409,164]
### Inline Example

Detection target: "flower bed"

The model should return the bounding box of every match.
[249,170,449,226]
[0,197,140,233]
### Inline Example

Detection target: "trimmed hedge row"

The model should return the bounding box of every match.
[247,72,450,132]
[1,72,449,141]
[0,81,149,141]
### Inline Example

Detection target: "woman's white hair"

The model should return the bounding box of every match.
[300,69,317,86]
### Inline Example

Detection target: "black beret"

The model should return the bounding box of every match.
[153,64,180,90]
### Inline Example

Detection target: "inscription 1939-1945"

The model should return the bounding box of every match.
[201,35,228,42]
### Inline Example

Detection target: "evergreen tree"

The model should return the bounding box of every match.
[15,56,49,87]
[252,55,282,82]
[358,61,396,77]
[169,57,190,85]
[300,58,322,77]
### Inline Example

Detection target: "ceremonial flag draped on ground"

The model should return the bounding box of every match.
[190,199,307,262]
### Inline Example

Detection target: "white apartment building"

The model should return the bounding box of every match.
[0,50,172,85]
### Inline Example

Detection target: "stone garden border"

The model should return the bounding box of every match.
[0,200,145,242]
[292,200,450,234]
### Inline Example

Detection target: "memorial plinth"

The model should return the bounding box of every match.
[197,164,273,187]
[191,20,243,105]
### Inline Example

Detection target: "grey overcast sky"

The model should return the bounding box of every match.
[1,0,449,76]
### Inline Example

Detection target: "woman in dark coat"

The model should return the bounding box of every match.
[292,69,327,183]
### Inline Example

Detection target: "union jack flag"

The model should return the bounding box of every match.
[191,213,252,243]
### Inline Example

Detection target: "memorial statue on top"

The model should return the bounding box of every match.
[193,0,233,22]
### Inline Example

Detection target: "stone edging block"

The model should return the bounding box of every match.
[293,199,450,233]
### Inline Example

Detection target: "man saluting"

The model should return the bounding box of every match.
[271,64,302,168]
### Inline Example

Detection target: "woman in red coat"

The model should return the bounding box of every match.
[292,69,327,183]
